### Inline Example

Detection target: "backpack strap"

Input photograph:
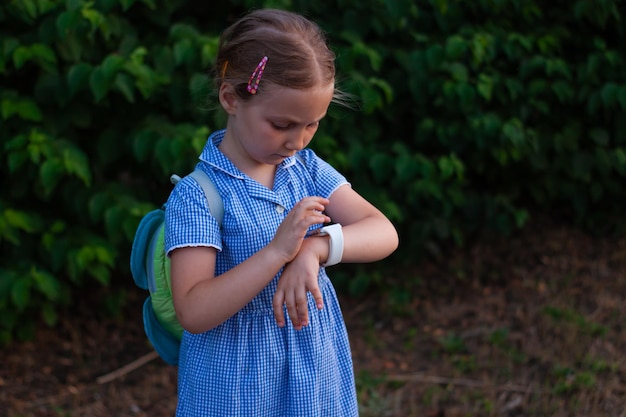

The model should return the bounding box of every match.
[188,169,224,226]
[170,169,224,226]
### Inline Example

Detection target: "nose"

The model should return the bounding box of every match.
[285,128,310,151]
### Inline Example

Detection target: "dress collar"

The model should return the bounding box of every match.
[199,129,298,179]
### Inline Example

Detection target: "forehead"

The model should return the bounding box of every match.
[250,84,334,121]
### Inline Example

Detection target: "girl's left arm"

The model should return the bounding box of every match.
[323,184,399,263]
[271,184,398,329]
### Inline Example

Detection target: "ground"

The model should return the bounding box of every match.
[2,219,626,416]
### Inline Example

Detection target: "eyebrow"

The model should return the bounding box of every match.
[270,113,327,125]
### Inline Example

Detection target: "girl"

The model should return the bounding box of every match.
[165,8,399,416]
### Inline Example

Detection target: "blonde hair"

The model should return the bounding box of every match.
[215,9,338,101]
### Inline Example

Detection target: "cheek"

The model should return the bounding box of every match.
[304,127,319,145]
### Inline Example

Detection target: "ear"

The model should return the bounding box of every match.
[219,83,238,115]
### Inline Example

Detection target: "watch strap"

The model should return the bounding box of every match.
[320,223,343,267]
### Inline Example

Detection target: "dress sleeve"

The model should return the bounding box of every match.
[297,149,351,199]
[164,176,222,256]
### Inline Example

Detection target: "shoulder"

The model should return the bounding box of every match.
[165,170,214,216]
[295,149,343,176]
[294,148,327,173]
[294,149,351,197]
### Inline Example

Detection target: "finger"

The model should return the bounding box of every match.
[272,291,286,328]
[295,289,309,328]
[284,291,301,329]
[296,197,330,216]
[309,284,324,310]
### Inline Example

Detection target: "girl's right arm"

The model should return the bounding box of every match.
[169,196,330,334]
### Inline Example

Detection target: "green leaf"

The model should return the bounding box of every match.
[551,80,574,103]
[169,23,200,41]
[7,151,28,173]
[173,39,194,67]
[3,209,42,233]
[15,0,38,21]
[81,6,106,33]
[11,277,31,312]
[138,0,156,9]
[88,192,109,221]
[12,44,57,72]
[32,269,60,301]
[471,33,494,67]
[448,62,468,82]
[394,153,419,183]
[119,0,137,11]
[369,153,394,183]
[105,205,125,238]
[545,58,571,79]
[89,67,109,102]
[17,99,42,121]
[589,128,609,146]
[101,54,125,82]
[476,73,493,101]
[91,264,111,285]
[114,72,135,102]
[39,159,64,194]
[62,146,92,186]
[601,82,619,107]
[56,10,81,38]
[425,44,444,69]
[438,155,463,180]
[67,63,93,96]
[502,118,525,146]
[29,44,57,72]
[200,37,219,68]
[368,77,393,103]
[445,36,467,60]
[12,46,31,69]
[455,82,475,108]
[41,303,58,327]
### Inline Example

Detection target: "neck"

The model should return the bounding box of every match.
[218,130,276,189]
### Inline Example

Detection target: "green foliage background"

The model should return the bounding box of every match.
[1,0,625,342]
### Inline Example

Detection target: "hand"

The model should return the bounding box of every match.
[269,196,330,264]
[272,242,325,330]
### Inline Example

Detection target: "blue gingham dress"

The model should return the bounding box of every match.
[164,130,358,416]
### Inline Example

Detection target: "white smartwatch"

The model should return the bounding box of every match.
[318,223,344,267]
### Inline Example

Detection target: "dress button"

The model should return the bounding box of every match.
[275,205,285,214]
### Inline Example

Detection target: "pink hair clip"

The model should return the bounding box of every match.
[247,56,268,94]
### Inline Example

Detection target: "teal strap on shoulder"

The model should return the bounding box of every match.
[188,169,224,226]
[171,169,224,226]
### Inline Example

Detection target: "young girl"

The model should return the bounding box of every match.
[165,8,398,416]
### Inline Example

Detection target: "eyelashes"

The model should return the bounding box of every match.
[270,121,320,131]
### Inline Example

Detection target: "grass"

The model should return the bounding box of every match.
[350,224,626,416]
[2,222,626,416]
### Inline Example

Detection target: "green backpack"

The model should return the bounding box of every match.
[130,169,223,365]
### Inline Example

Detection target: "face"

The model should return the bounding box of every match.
[221,83,334,167]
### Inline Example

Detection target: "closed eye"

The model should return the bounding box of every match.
[270,121,320,131]
[271,122,293,131]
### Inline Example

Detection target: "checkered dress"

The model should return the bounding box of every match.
[164,130,358,416]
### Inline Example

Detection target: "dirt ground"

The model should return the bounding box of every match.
[2,219,626,416]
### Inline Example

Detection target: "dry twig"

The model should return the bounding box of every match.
[96,350,160,384]
[387,373,544,394]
